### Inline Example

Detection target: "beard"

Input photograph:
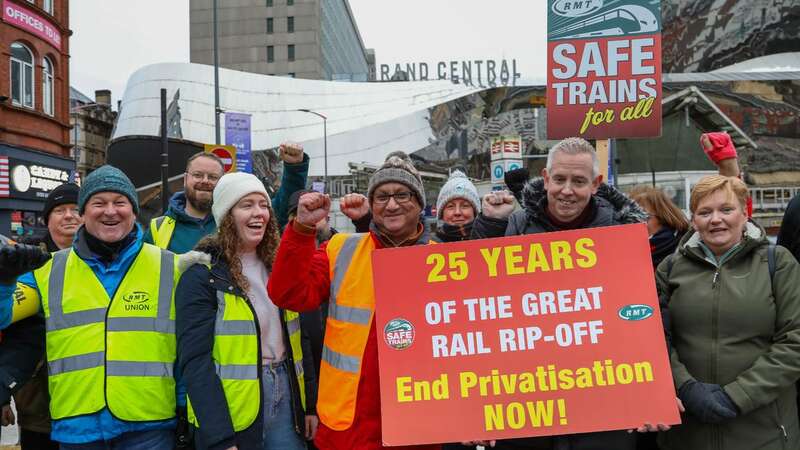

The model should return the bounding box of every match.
[186,185,214,213]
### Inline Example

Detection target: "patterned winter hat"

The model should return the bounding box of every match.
[436,170,480,218]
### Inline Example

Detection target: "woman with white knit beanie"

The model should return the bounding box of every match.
[176,172,316,450]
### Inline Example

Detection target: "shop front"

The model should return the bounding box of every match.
[0,144,76,238]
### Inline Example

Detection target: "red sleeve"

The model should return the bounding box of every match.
[268,221,331,312]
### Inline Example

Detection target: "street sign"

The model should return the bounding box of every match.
[225,113,252,173]
[204,144,237,173]
[491,162,505,185]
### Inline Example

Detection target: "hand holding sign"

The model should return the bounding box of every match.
[297,192,330,227]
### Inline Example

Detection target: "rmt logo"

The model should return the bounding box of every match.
[122,291,151,311]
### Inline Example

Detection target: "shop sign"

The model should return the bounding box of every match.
[1,0,62,50]
[9,159,70,200]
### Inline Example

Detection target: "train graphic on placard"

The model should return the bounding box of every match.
[550,4,659,40]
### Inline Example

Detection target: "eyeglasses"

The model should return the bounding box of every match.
[373,191,413,205]
[189,171,221,182]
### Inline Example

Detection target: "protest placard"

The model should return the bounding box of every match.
[373,224,680,445]
[546,0,662,139]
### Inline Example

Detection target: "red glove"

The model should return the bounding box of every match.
[701,132,738,164]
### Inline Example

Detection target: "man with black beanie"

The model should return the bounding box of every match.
[23,183,81,252]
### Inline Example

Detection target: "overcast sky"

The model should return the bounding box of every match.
[70,0,548,108]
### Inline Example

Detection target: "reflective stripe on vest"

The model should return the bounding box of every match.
[37,244,177,421]
[150,216,176,250]
[284,309,306,409]
[318,233,375,430]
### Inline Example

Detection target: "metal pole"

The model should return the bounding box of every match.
[323,117,328,194]
[160,89,169,213]
[213,0,221,144]
[73,118,79,174]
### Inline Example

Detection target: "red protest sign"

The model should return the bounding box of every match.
[546,1,662,139]
[373,224,680,446]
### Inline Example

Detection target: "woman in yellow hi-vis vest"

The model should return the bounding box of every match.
[177,172,317,450]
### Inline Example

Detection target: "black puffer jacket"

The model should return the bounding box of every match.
[506,178,648,235]
[176,243,317,450]
[501,178,647,450]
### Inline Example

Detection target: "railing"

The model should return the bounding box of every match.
[750,186,800,212]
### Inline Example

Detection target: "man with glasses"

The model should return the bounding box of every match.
[267,152,441,450]
[146,143,309,253]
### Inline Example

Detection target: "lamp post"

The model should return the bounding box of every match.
[297,109,328,193]
[213,0,221,144]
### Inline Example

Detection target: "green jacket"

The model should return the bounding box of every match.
[657,222,800,450]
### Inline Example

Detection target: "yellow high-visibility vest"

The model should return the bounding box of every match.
[34,243,178,421]
[187,290,306,431]
[149,216,177,250]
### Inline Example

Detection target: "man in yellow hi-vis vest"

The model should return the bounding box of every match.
[0,165,183,449]
[268,152,441,450]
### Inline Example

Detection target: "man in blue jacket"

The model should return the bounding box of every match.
[145,143,310,252]
[0,166,184,449]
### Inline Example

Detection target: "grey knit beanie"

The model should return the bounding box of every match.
[78,165,139,214]
[367,152,425,207]
[436,170,480,218]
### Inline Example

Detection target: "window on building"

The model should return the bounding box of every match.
[287,16,294,33]
[43,0,53,14]
[288,73,296,78]
[10,42,34,109]
[288,44,295,61]
[267,46,275,63]
[267,17,273,34]
[287,0,294,5]
[266,0,273,6]
[43,57,54,116]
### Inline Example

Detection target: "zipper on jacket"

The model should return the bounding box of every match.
[712,269,720,288]
[781,425,788,441]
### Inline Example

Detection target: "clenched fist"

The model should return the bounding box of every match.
[339,193,370,221]
[279,142,305,164]
[482,190,515,219]
[297,192,331,227]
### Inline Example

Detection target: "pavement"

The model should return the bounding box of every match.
[0,401,18,446]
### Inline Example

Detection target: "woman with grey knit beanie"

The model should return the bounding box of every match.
[435,170,516,242]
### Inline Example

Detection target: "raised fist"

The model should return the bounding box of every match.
[0,243,51,283]
[279,142,305,164]
[482,190,515,219]
[339,193,370,221]
[297,192,331,227]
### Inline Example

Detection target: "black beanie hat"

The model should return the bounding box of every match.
[43,183,80,224]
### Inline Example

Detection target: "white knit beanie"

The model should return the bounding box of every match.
[211,172,270,225]
[436,170,480,218]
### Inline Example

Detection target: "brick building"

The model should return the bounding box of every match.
[0,0,74,236]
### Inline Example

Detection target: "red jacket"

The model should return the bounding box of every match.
[268,223,440,450]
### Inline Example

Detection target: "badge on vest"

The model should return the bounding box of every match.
[122,291,152,311]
